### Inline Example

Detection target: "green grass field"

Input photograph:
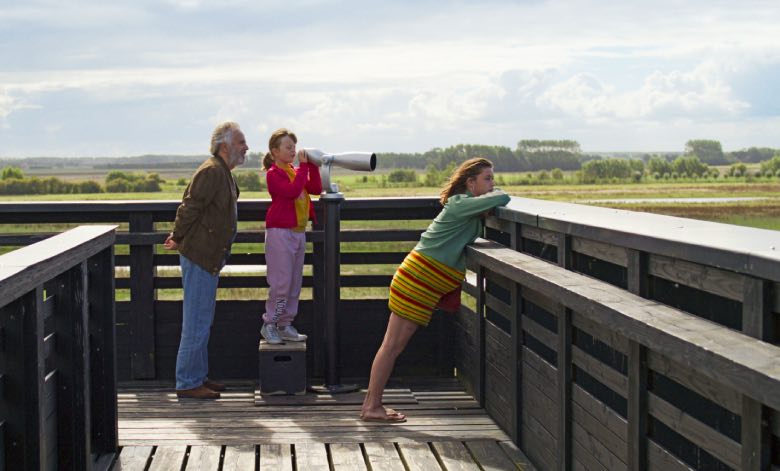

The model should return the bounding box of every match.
[2,176,779,226]
[3,174,777,302]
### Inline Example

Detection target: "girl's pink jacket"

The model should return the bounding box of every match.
[264,162,322,228]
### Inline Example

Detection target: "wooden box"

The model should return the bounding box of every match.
[258,340,306,395]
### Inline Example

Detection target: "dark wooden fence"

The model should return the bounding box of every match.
[452,198,780,471]
[2,197,779,470]
[0,225,117,470]
[0,199,451,383]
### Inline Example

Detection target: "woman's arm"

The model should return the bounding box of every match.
[444,190,511,219]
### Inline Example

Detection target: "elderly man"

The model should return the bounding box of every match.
[164,121,248,399]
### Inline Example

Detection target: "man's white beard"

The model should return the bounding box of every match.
[230,149,245,167]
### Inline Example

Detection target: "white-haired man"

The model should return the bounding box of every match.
[164,121,248,399]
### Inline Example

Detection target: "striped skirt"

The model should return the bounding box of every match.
[388,250,465,327]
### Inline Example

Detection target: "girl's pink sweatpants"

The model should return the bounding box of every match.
[263,227,306,326]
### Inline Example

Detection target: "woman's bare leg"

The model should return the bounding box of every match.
[360,313,419,419]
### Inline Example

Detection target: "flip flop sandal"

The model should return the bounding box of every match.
[360,414,407,423]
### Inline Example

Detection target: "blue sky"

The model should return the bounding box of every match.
[1,0,779,157]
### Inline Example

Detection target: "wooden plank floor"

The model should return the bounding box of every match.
[113,378,537,470]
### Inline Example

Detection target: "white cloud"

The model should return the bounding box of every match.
[209,96,252,128]
[2,0,780,156]
[537,64,749,122]
[0,89,41,124]
[0,90,14,120]
[408,83,506,127]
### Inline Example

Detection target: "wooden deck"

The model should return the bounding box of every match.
[113,378,536,470]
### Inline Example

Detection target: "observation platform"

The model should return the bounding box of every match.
[113,379,532,470]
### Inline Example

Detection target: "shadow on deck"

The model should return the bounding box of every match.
[113,378,535,470]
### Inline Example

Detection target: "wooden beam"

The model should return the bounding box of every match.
[466,240,780,412]
[740,277,772,470]
[128,213,156,379]
[573,237,629,268]
[743,277,773,341]
[88,247,119,457]
[558,234,573,270]
[627,249,648,298]
[628,340,648,471]
[54,262,92,469]
[477,266,486,406]
[558,307,572,471]
[0,288,45,469]
[510,221,523,446]
[0,225,116,308]
[741,396,770,471]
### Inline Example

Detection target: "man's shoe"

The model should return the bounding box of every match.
[203,379,226,392]
[278,325,307,342]
[176,385,220,399]
[261,323,283,344]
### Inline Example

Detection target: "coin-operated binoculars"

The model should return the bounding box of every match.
[303,149,377,194]
[303,148,376,394]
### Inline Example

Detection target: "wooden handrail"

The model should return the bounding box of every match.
[0,225,118,470]
[467,238,780,410]
[0,225,117,307]
[495,197,780,283]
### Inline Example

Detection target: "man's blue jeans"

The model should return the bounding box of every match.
[175,255,219,390]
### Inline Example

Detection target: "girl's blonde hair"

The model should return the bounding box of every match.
[262,128,298,170]
[439,157,493,205]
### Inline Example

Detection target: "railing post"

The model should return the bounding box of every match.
[741,277,772,470]
[309,192,357,393]
[627,248,649,470]
[628,341,648,471]
[556,231,573,470]
[557,306,572,471]
[311,207,326,379]
[476,265,486,406]
[510,222,524,445]
[0,287,45,469]
[88,246,118,459]
[128,213,156,379]
[743,277,772,341]
[627,249,649,297]
[557,233,572,269]
[53,262,92,470]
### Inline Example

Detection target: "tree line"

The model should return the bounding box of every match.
[0,168,165,195]
[2,139,778,194]
[0,167,267,196]
[379,140,780,172]
[385,153,780,186]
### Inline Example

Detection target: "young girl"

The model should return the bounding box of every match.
[261,128,322,344]
[360,157,511,422]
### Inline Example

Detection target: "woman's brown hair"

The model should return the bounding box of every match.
[262,128,298,170]
[439,157,493,205]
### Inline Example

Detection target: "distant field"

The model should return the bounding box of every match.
[2,171,777,301]
[1,165,779,231]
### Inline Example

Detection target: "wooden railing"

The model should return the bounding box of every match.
[454,199,780,471]
[0,225,117,470]
[486,197,779,343]
[2,197,779,470]
[0,199,449,382]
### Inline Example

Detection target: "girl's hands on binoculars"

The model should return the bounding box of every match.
[297,149,308,163]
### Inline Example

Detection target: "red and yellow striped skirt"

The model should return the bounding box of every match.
[388,250,465,326]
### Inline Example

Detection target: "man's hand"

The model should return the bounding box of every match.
[297,149,308,164]
[163,232,178,250]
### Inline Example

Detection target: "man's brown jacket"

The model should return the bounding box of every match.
[171,156,239,274]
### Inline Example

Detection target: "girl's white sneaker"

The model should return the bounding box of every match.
[278,325,307,342]
[261,323,283,344]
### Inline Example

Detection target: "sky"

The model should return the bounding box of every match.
[1,0,779,157]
